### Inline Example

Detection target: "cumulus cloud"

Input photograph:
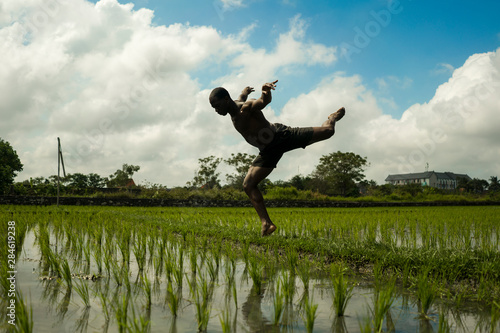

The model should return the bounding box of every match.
[269,49,500,184]
[354,50,499,182]
[1,0,498,188]
[213,14,337,91]
[1,0,337,186]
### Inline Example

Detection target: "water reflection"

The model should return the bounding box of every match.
[241,283,280,332]
[332,316,347,333]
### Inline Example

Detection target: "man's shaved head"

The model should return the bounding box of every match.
[209,87,230,102]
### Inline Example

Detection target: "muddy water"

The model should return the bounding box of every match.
[7,230,496,333]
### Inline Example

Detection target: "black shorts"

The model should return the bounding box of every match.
[252,123,314,168]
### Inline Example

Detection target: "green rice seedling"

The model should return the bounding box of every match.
[297,260,311,292]
[173,265,184,289]
[186,273,197,299]
[194,274,213,332]
[147,236,156,266]
[273,279,285,326]
[331,264,353,317]
[438,309,451,333]
[133,236,147,272]
[92,243,103,275]
[128,301,150,333]
[358,315,372,333]
[165,256,174,284]
[118,232,131,264]
[248,254,264,294]
[178,245,184,271]
[113,293,130,333]
[224,256,236,289]
[60,258,73,290]
[416,268,437,317]
[206,256,218,282]
[241,239,250,266]
[73,278,91,308]
[189,245,198,274]
[141,273,152,311]
[212,238,223,269]
[14,290,34,333]
[302,294,319,333]
[83,238,91,274]
[166,281,181,317]
[401,259,413,289]
[198,237,208,270]
[103,242,114,276]
[97,289,111,323]
[153,254,163,278]
[287,247,299,274]
[232,282,238,309]
[490,301,500,333]
[111,259,123,286]
[281,271,296,304]
[371,278,396,332]
[219,308,231,333]
[122,262,132,294]
[45,244,62,278]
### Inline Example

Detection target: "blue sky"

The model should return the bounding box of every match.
[92,0,500,117]
[2,0,499,186]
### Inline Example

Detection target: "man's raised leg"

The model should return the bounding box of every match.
[307,107,345,145]
[243,166,277,236]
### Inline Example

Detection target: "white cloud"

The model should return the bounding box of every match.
[221,0,245,10]
[2,0,338,187]
[431,63,455,77]
[213,14,337,91]
[2,0,498,189]
[270,49,500,184]
[355,50,500,182]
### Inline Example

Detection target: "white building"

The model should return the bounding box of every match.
[385,171,471,190]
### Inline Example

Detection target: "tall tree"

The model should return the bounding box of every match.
[189,156,222,189]
[467,178,489,194]
[488,176,500,192]
[68,173,89,188]
[107,164,140,187]
[224,153,256,188]
[0,138,23,194]
[88,173,107,188]
[311,151,368,196]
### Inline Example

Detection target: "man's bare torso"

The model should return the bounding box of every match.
[231,100,275,149]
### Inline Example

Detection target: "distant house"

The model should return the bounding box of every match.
[385,171,471,190]
[124,179,136,188]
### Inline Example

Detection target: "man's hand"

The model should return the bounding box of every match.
[242,86,255,95]
[262,80,278,92]
[237,86,255,102]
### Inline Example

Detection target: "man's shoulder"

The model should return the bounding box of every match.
[240,98,258,111]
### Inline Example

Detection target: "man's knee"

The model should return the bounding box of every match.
[324,127,335,138]
[242,179,253,194]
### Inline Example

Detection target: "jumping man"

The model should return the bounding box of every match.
[209,80,345,236]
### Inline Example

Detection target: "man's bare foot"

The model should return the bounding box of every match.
[261,223,277,237]
[328,107,346,122]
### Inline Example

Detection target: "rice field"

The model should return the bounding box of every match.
[1,205,499,332]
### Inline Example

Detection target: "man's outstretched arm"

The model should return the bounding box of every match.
[250,80,278,111]
[237,86,255,102]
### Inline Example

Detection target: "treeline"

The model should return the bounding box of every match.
[7,151,500,202]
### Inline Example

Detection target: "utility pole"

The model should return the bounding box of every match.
[57,138,66,206]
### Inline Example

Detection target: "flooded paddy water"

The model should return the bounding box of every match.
[1,205,499,332]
